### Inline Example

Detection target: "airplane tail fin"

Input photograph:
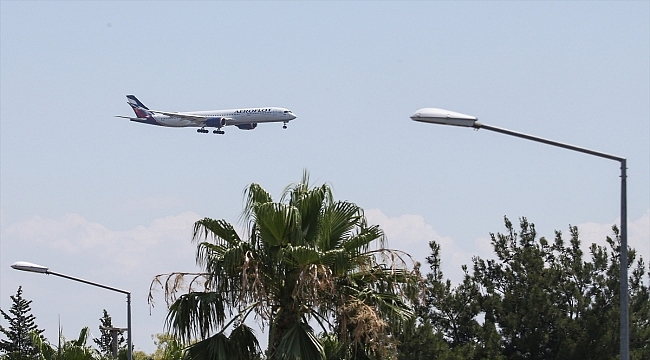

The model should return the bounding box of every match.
[126,95,153,118]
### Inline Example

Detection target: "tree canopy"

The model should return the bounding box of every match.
[149,173,421,360]
[93,310,125,358]
[399,217,649,360]
[0,286,45,359]
[30,327,101,360]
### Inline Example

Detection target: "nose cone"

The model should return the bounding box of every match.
[411,108,477,127]
[288,112,297,120]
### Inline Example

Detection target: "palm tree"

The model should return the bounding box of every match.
[150,174,421,360]
[30,327,102,360]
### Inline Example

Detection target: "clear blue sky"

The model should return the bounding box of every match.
[2,1,648,353]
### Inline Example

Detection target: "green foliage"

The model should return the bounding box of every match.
[0,287,45,358]
[395,319,455,360]
[318,333,344,360]
[274,323,323,360]
[30,327,102,360]
[183,324,260,360]
[150,334,183,360]
[151,173,421,360]
[117,350,151,360]
[399,217,649,359]
[93,310,125,357]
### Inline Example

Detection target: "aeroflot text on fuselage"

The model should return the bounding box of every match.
[234,109,272,113]
[116,95,297,135]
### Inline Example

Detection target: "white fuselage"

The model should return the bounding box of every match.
[154,107,295,127]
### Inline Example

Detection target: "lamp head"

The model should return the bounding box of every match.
[410,108,478,127]
[11,261,49,274]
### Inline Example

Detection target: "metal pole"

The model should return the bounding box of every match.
[46,271,129,295]
[474,122,629,359]
[112,330,118,357]
[620,159,629,360]
[127,293,132,360]
[45,271,133,360]
[475,123,624,162]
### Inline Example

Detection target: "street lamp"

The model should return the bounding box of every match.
[411,108,629,360]
[11,261,132,360]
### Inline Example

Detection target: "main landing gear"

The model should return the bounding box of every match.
[283,121,288,129]
[197,127,224,134]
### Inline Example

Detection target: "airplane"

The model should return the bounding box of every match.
[116,95,297,134]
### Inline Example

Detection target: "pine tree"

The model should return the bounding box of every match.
[0,286,44,357]
[93,309,125,357]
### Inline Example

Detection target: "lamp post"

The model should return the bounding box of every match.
[11,261,132,360]
[411,108,628,360]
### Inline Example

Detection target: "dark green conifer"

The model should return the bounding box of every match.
[0,286,44,357]
[93,309,125,357]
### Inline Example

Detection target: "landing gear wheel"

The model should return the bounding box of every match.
[283,122,288,129]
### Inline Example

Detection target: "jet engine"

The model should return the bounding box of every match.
[236,123,258,130]
[205,117,227,128]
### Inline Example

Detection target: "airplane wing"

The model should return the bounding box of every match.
[148,110,208,124]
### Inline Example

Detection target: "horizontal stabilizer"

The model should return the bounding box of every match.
[115,115,142,121]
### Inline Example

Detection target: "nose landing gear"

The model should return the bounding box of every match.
[283,121,288,129]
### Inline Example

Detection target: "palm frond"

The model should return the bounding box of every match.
[31,331,55,360]
[166,292,227,343]
[320,248,357,277]
[280,245,321,266]
[317,202,364,252]
[183,323,261,360]
[254,203,302,247]
[193,218,242,245]
[342,225,384,255]
[295,185,329,244]
[184,333,231,360]
[72,327,89,347]
[274,322,325,360]
[292,264,336,313]
[228,324,262,359]
[149,272,211,308]
[336,298,397,359]
[354,289,414,321]
[281,169,311,204]
[242,183,274,223]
